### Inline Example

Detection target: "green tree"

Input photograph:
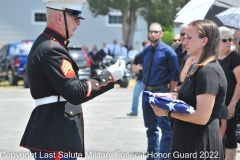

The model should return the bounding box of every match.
[88,0,149,45]
[87,0,190,45]
[141,0,190,29]
[141,0,190,45]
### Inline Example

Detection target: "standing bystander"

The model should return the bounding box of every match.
[107,39,120,57]
[88,45,100,77]
[127,39,150,116]
[125,40,132,53]
[128,46,139,60]
[142,23,179,160]
[233,30,240,53]
[171,34,181,47]
[118,43,128,58]
[218,26,240,160]
[173,24,189,85]
[98,42,111,61]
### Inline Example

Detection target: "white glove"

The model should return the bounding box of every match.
[107,59,125,81]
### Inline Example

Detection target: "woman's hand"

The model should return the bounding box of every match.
[151,105,167,117]
[154,92,178,99]
[227,102,236,119]
[174,86,181,93]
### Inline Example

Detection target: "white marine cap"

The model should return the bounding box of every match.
[43,0,86,19]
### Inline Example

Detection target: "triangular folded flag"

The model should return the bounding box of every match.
[143,91,195,114]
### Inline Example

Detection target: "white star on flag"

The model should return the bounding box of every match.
[172,99,181,103]
[166,102,176,111]
[149,96,155,105]
[186,107,195,114]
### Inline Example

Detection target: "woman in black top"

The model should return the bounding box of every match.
[151,20,227,160]
[218,26,240,160]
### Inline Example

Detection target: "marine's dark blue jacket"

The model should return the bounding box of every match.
[20,28,114,156]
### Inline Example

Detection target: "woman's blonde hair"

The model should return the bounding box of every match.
[187,20,220,78]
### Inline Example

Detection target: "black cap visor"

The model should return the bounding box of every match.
[64,8,85,20]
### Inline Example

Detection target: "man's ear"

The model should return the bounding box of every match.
[55,13,62,24]
[160,32,164,37]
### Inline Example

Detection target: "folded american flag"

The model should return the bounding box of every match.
[143,91,195,114]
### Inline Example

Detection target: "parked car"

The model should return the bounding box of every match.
[0,40,34,87]
[69,47,91,81]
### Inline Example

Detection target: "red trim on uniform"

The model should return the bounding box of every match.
[55,152,60,160]
[90,79,114,90]
[86,81,92,97]
[42,33,66,48]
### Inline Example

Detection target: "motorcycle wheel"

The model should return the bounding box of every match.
[119,77,129,88]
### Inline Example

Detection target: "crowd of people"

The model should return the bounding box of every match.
[20,0,240,160]
[82,39,140,77]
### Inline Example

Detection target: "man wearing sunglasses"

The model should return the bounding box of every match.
[171,34,181,47]
[233,30,240,53]
[172,24,189,86]
[142,23,179,160]
[20,0,125,159]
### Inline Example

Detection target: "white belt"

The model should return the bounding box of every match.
[35,95,66,107]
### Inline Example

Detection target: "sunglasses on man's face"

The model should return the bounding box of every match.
[148,30,161,34]
[173,39,181,42]
[180,33,186,36]
[235,37,240,41]
[222,38,233,43]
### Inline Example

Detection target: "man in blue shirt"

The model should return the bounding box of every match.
[142,23,179,160]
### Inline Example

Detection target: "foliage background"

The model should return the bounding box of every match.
[88,0,190,45]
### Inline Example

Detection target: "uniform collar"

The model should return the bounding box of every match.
[43,27,70,47]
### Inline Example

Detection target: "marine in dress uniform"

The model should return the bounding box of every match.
[20,0,124,159]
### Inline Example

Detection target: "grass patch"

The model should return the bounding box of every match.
[0,80,24,89]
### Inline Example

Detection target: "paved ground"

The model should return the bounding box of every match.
[0,85,240,160]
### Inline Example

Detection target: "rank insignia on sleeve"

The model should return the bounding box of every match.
[60,58,75,78]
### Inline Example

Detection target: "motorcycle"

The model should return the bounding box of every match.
[93,55,131,88]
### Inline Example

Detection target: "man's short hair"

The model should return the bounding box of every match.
[180,24,188,33]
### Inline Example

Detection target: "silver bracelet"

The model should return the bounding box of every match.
[231,100,237,104]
